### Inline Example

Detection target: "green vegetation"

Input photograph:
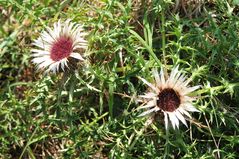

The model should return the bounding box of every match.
[0,0,239,158]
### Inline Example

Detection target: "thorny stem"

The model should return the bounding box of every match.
[164,126,170,159]
[69,73,77,128]
[56,72,68,118]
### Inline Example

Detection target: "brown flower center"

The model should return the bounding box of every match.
[157,88,180,112]
[50,36,73,61]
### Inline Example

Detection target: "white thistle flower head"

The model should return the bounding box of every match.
[31,19,87,73]
[137,66,201,130]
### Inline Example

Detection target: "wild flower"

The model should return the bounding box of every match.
[137,66,200,129]
[31,19,87,73]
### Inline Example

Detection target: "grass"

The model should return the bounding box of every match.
[0,0,239,158]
